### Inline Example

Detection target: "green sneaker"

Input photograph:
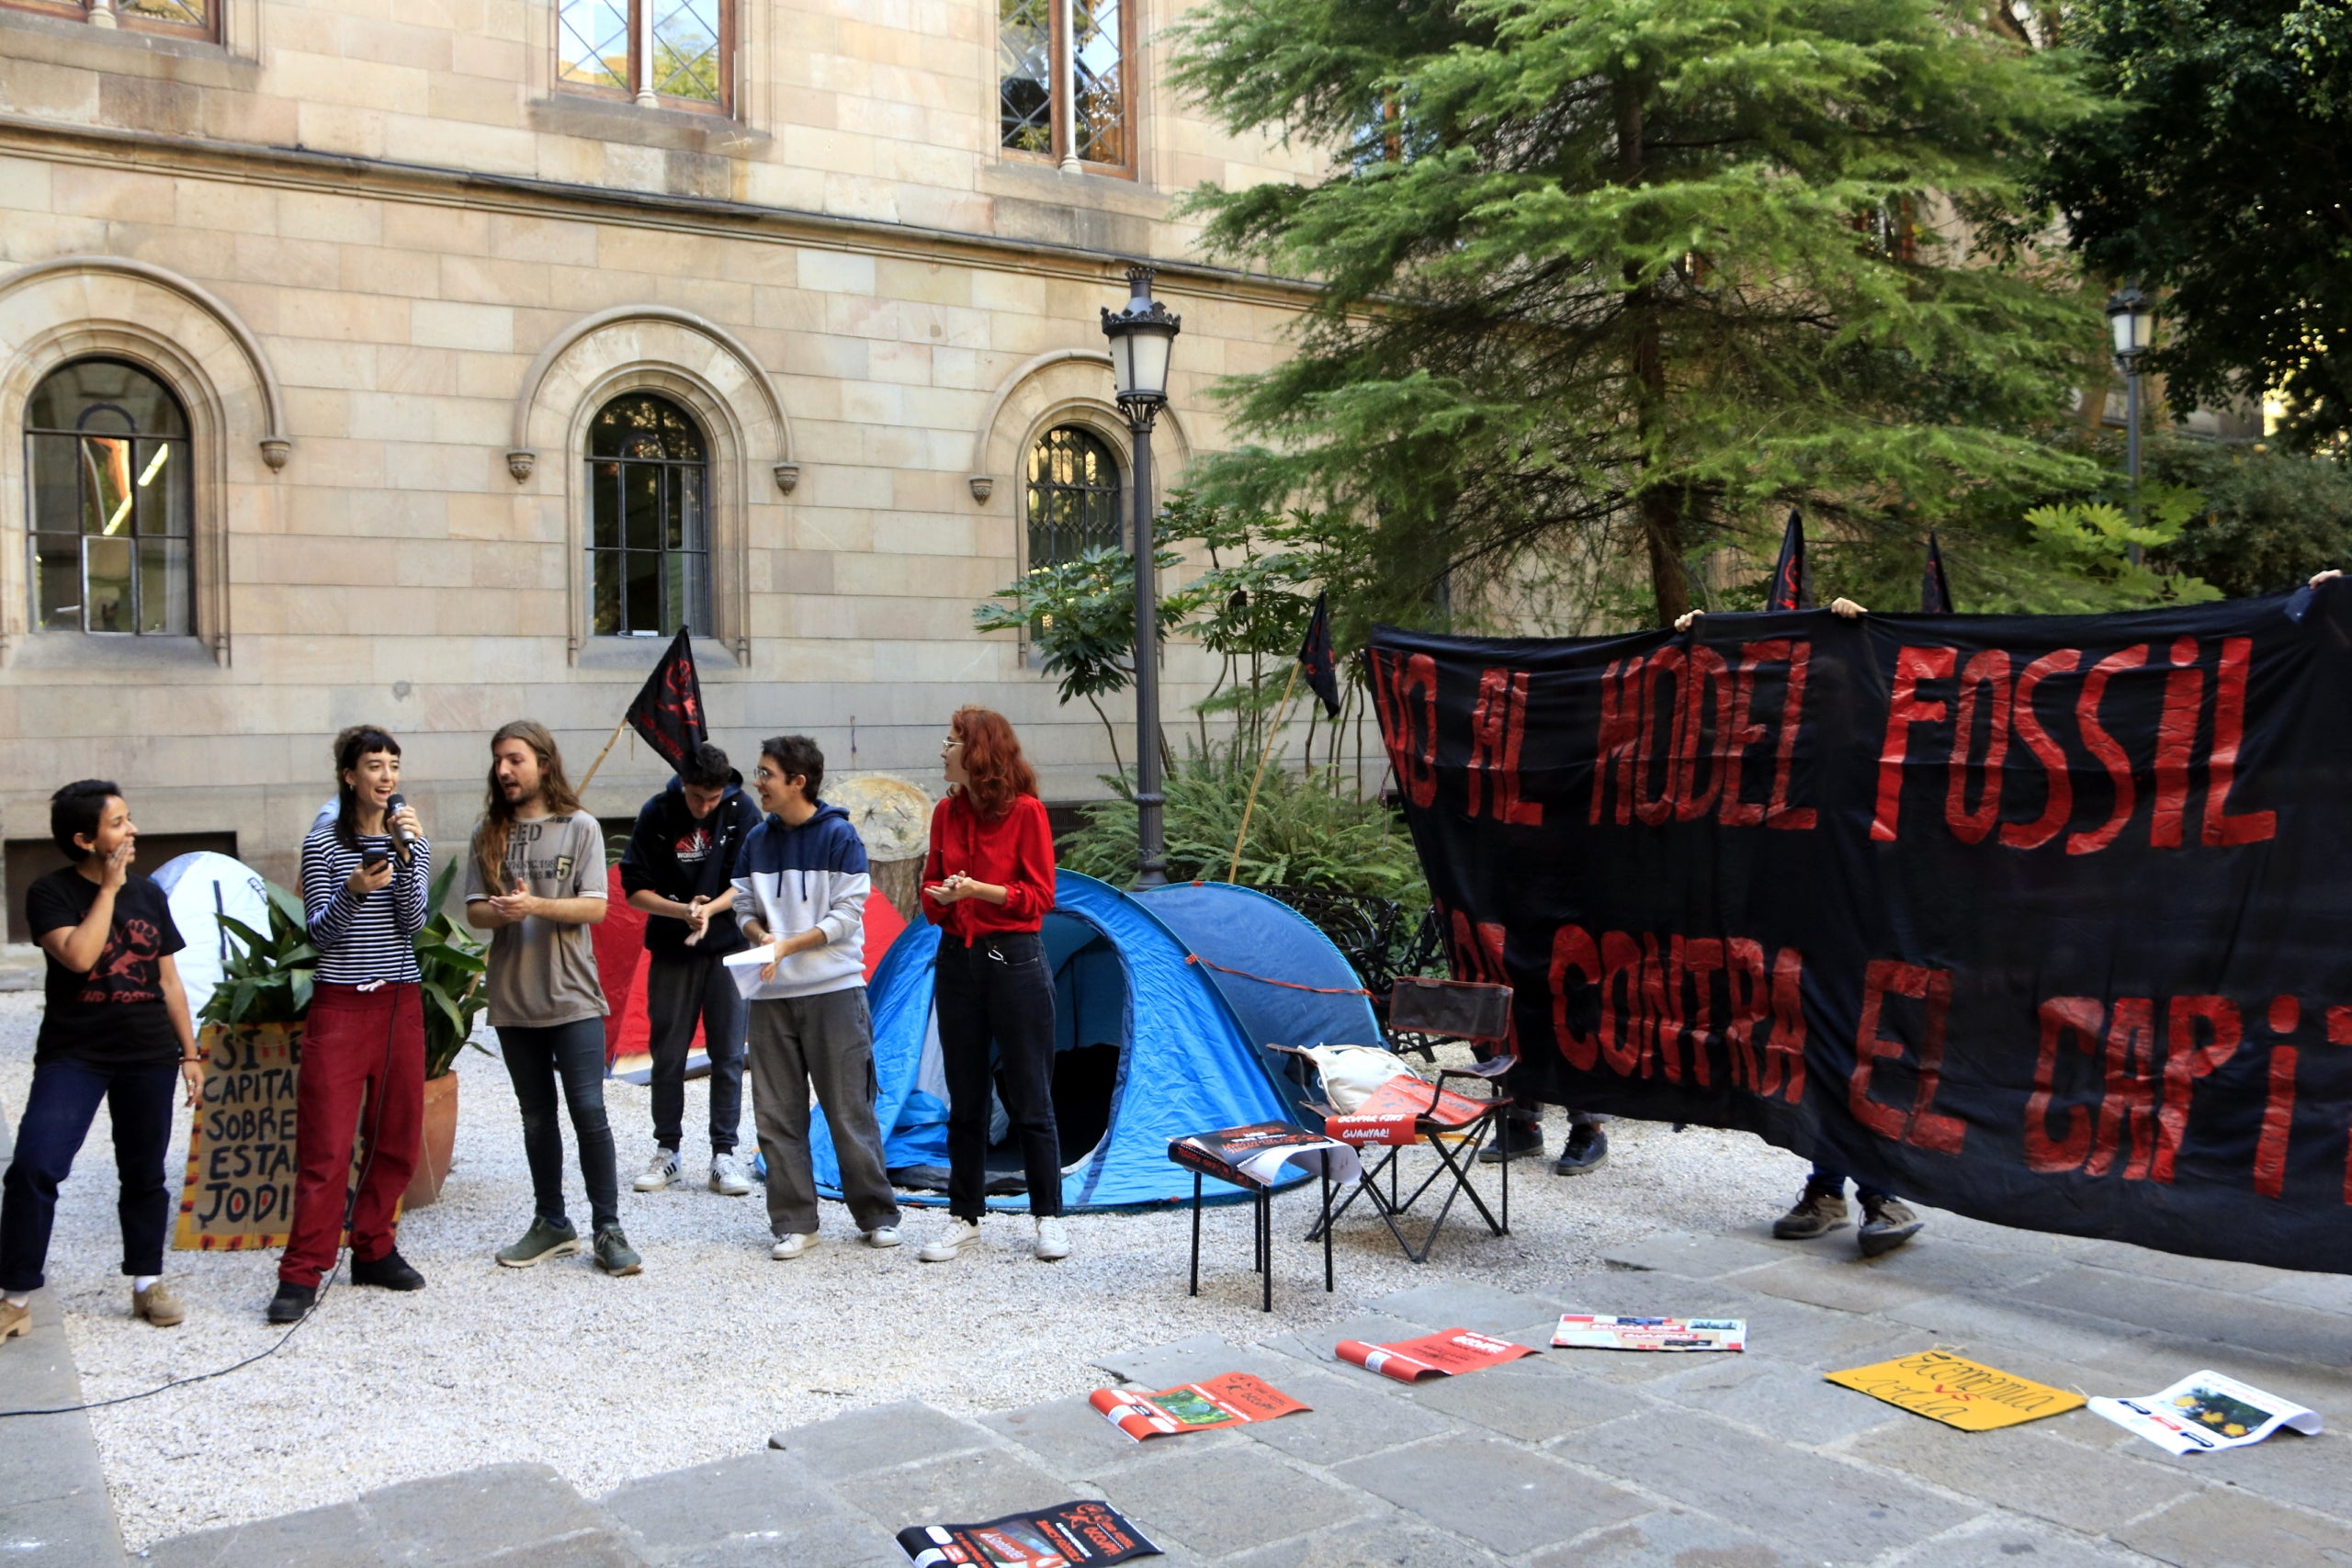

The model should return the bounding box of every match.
[495,1217,580,1269]
[594,1225,642,1277]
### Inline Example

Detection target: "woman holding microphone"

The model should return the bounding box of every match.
[271,726,431,1324]
[916,708,1067,1264]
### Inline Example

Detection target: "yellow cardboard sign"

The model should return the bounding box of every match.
[1825,1349,2085,1431]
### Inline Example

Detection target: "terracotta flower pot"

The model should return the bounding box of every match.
[402,1071,458,1208]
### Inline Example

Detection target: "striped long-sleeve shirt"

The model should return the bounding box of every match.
[300,821,430,986]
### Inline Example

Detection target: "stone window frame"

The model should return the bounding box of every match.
[552,0,737,118]
[996,0,1138,179]
[23,355,198,640]
[0,0,217,42]
[1023,421,1125,571]
[0,257,293,671]
[583,389,717,642]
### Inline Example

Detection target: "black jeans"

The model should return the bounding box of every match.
[1811,1165,1890,1204]
[1,1057,177,1292]
[644,951,747,1156]
[935,931,1060,1222]
[498,1020,620,1232]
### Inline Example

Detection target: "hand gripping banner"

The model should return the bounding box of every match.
[1366,591,2352,1272]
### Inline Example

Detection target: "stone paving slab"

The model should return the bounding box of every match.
[1222,1513,1505,1568]
[2116,1489,2352,1568]
[1648,1351,1916,1446]
[1092,1445,1378,1561]
[767,1398,998,1481]
[1842,1420,2203,1537]
[599,1450,864,1565]
[1333,1432,1645,1556]
[2007,1267,2352,1367]
[1600,1228,1788,1278]
[1528,1506,1808,1568]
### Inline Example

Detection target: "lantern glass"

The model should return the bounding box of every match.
[1123,323,1173,401]
[2107,289,2153,359]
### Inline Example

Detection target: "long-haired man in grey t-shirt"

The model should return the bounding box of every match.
[463,720,642,1279]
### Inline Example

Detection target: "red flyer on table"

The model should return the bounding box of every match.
[1335,1327,1541,1382]
[1090,1371,1309,1441]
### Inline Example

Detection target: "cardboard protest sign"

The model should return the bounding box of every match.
[1337,1327,1541,1382]
[1553,1314,1747,1352]
[896,1500,1159,1566]
[1826,1349,2084,1430]
[1091,1372,1309,1441]
[174,1023,301,1250]
[2090,1370,2323,1455]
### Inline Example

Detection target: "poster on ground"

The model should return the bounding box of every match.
[1090,1372,1309,1441]
[896,1500,1159,1566]
[2089,1370,2323,1454]
[1337,1328,1542,1382]
[1826,1349,2084,1430]
[1367,592,2352,1271]
[1553,1314,1747,1352]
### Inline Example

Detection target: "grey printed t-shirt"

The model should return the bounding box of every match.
[463,812,608,1029]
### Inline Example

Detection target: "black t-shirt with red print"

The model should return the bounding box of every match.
[26,868,186,1066]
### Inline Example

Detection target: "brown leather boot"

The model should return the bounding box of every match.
[1772,1181,1850,1239]
[132,1280,186,1327]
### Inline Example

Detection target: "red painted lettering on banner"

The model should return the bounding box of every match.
[1679,937,1722,1089]
[1871,647,1958,841]
[2256,1039,2298,1201]
[1671,647,1730,822]
[1723,938,1770,1091]
[2155,997,2241,1183]
[1548,924,1600,1071]
[1599,930,1645,1077]
[2027,997,2102,1171]
[1634,649,1682,828]
[2152,637,2202,849]
[1371,649,1441,808]
[1639,932,1681,1080]
[2204,637,2276,846]
[1848,961,1961,1151]
[2000,650,2081,851]
[1945,650,2011,844]
[1716,643,1778,828]
[1467,668,1543,826]
[1763,947,1807,1103]
[2087,997,2158,1179]
[1767,642,1817,830]
[2067,645,2149,855]
[2331,1007,2352,1206]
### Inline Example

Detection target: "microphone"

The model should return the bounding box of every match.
[386,793,420,855]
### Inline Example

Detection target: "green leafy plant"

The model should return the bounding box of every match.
[414,861,492,1079]
[2023,481,2222,610]
[201,881,318,1031]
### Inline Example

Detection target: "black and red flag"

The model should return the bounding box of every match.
[1298,592,1343,717]
[1921,531,1955,613]
[1766,509,1814,611]
[625,626,707,770]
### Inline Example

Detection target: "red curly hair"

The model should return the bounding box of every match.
[952,705,1036,821]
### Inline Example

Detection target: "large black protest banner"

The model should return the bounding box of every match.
[1367,592,2352,1272]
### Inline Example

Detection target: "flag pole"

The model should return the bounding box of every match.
[1228,660,1301,884]
[575,713,632,793]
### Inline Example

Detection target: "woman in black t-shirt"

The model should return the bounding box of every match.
[1,782,202,1343]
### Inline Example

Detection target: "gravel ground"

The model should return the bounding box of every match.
[0,992,1804,1551]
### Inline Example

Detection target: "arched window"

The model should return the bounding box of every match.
[1026,424,1122,570]
[587,392,710,637]
[25,357,193,637]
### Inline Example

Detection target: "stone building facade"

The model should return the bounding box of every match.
[0,0,1320,918]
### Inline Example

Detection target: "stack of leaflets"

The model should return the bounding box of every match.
[1166,1122,1360,1189]
[1552,1314,1747,1352]
[2090,1371,2324,1455]
[1090,1372,1309,1441]
[1323,1076,1495,1146]
[897,1501,1159,1566]
[1335,1327,1541,1382]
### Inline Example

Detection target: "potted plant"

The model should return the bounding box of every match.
[407,861,491,1207]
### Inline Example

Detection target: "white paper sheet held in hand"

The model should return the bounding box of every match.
[722,947,775,999]
[2089,1370,2322,1455]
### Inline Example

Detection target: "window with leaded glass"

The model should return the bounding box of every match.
[998,0,1130,174]
[587,394,711,638]
[1026,426,1122,569]
[1,0,213,39]
[558,0,729,114]
[25,359,193,637]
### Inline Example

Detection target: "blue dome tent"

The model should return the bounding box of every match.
[809,872,1366,1210]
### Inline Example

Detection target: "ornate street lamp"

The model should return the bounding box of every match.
[2107,285,2154,564]
[1101,264,1181,887]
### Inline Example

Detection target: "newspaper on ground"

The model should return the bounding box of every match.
[1166,1122,1362,1190]
[1552,1314,1747,1352]
[1336,1327,1541,1383]
[896,1500,1159,1566]
[2089,1370,2323,1455]
[1091,1371,1310,1441]
[1825,1349,2085,1431]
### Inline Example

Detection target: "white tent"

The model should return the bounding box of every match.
[151,852,271,1021]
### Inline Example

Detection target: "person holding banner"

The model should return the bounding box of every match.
[3,783,202,1342]
[917,708,1067,1264]
[465,722,641,1278]
[1675,594,1925,1257]
[620,741,759,1196]
[273,728,432,1324]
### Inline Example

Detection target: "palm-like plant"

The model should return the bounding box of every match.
[414,861,491,1078]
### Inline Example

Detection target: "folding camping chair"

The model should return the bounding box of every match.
[1301,977,1516,1264]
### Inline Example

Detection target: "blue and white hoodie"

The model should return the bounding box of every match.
[731,801,868,1000]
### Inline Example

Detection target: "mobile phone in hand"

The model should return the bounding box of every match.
[361,848,391,872]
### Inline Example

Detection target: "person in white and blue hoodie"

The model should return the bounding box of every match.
[731,735,902,1258]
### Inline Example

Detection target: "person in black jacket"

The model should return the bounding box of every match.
[619,743,761,1196]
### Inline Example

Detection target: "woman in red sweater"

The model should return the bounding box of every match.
[915,706,1066,1263]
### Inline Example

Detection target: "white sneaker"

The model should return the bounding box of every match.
[1033,1217,1070,1261]
[633,1150,681,1192]
[709,1153,752,1196]
[917,1218,982,1263]
[863,1226,902,1249]
[770,1233,818,1259]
